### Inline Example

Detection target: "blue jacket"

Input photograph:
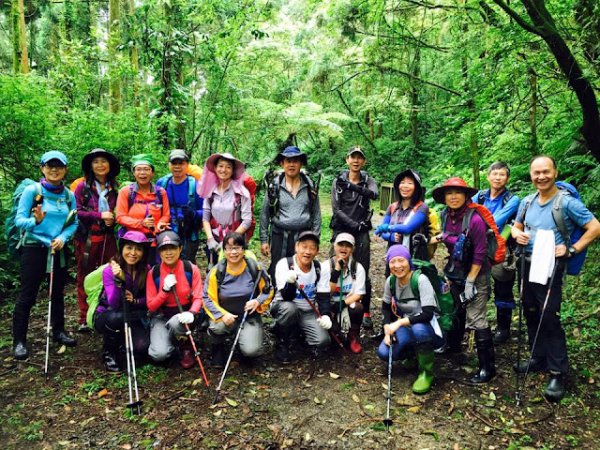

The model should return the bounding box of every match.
[156,175,203,240]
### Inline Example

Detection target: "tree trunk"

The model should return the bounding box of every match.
[108,0,122,113]
[410,48,421,150]
[127,0,140,109]
[12,0,29,74]
[529,68,538,153]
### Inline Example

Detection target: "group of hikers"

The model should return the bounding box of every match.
[8,144,600,405]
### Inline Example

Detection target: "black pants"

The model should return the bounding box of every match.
[268,228,304,279]
[520,261,568,374]
[94,309,150,355]
[13,245,68,344]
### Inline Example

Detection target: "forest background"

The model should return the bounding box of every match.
[0,0,599,446]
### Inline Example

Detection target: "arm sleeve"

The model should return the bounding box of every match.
[146,266,169,313]
[311,195,321,235]
[493,195,520,230]
[14,186,38,231]
[159,188,170,224]
[57,191,78,243]
[469,214,489,266]
[255,269,275,313]
[408,306,435,325]
[103,265,122,308]
[116,187,144,230]
[316,292,331,316]
[75,182,101,223]
[188,265,203,313]
[367,176,378,200]
[194,191,203,223]
[202,268,227,320]
[381,277,393,325]
[239,193,252,230]
[331,179,359,231]
[388,210,427,234]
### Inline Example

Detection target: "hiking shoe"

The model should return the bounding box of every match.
[347,330,362,354]
[78,324,92,333]
[543,373,565,403]
[180,349,195,369]
[493,328,510,344]
[53,331,77,347]
[274,340,291,364]
[103,351,122,373]
[514,357,547,374]
[13,342,28,361]
[362,316,374,330]
[211,344,227,369]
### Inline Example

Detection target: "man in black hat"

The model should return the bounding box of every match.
[330,146,378,329]
[260,146,321,277]
[156,149,203,263]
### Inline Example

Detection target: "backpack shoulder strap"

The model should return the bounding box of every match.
[477,190,486,205]
[461,207,476,233]
[501,189,514,208]
[517,193,538,224]
[215,259,227,286]
[314,259,321,284]
[286,256,294,270]
[182,259,193,288]
[410,270,421,299]
[187,176,196,207]
[551,190,570,245]
[128,183,136,209]
[152,264,161,290]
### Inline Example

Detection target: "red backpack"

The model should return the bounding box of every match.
[442,203,506,265]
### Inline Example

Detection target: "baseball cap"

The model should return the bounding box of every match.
[40,151,68,166]
[156,231,181,249]
[169,149,189,162]
[334,232,355,246]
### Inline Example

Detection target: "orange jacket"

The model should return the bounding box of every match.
[115,183,170,238]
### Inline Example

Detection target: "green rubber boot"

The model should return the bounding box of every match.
[412,348,435,395]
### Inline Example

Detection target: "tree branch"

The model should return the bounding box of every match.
[335,90,377,150]
[492,0,543,36]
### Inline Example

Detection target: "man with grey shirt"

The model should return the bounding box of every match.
[260,146,321,277]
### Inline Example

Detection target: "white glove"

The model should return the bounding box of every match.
[207,238,220,252]
[178,311,195,324]
[163,273,177,292]
[340,308,351,334]
[464,278,477,302]
[317,315,332,330]
[285,270,298,284]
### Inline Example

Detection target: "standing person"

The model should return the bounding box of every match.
[12,151,78,360]
[156,149,203,262]
[430,177,495,384]
[203,232,274,368]
[115,154,170,263]
[375,169,430,263]
[93,231,151,372]
[376,245,445,394]
[321,233,366,354]
[146,231,204,368]
[512,155,600,402]
[260,146,321,277]
[270,231,331,363]
[198,153,252,267]
[330,146,378,330]
[473,162,520,344]
[74,148,121,332]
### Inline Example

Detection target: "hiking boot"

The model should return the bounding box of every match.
[470,328,496,384]
[13,342,28,361]
[362,315,373,330]
[347,328,362,354]
[211,343,227,369]
[78,324,92,333]
[543,372,565,403]
[493,328,510,344]
[274,339,291,364]
[514,357,547,374]
[412,346,435,395]
[103,351,122,372]
[493,307,512,344]
[53,331,77,347]
[180,348,195,369]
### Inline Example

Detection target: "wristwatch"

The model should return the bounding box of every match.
[568,246,577,258]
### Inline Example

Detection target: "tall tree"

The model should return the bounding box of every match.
[12,0,29,74]
[108,0,122,113]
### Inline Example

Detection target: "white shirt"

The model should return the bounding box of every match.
[274,256,330,312]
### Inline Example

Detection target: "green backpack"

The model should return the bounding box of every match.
[389,259,456,332]
[5,179,42,256]
[84,263,109,328]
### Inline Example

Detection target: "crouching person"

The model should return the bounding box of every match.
[271,231,332,363]
[203,232,274,368]
[94,231,151,372]
[377,245,444,394]
[146,231,204,368]
[322,233,365,353]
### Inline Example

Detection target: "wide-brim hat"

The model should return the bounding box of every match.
[82,148,120,179]
[274,146,308,165]
[206,152,245,180]
[393,169,424,202]
[431,177,478,204]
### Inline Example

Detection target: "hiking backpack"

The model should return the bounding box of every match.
[287,256,321,285]
[518,181,587,276]
[215,256,260,286]
[264,169,321,219]
[388,259,456,332]
[152,260,194,294]
[5,180,73,256]
[441,203,506,266]
[84,263,109,328]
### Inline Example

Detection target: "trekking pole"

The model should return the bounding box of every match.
[295,283,346,350]
[516,260,560,406]
[514,247,526,406]
[213,274,263,404]
[122,294,142,415]
[172,291,210,387]
[44,250,55,381]
[383,336,395,432]
[338,260,345,330]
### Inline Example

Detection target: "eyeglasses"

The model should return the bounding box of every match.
[224,246,243,253]
[134,167,153,173]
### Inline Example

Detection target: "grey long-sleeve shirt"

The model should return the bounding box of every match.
[260,174,321,243]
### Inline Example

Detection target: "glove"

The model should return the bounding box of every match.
[463,278,477,302]
[177,311,195,324]
[317,315,332,330]
[376,223,389,235]
[285,270,298,284]
[340,308,351,334]
[207,238,220,252]
[357,220,370,232]
[163,273,177,292]
[336,179,351,191]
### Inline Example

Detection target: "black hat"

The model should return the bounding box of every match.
[274,146,308,165]
[393,169,424,203]
[156,231,182,249]
[297,230,320,245]
[81,148,120,179]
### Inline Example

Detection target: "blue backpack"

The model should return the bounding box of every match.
[519,181,587,275]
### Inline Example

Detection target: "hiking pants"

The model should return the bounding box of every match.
[491,268,516,310]
[75,236,117,325]
[447,272,490,348]
[208,314,264,358]
[376,323,444,361]
[268,228,302,278]
[181,239,200,265]
[148,314,190,362]
[94,309,150,355]
[271,301,330,348]
[521,261,568,374]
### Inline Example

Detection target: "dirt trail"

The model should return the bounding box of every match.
[0,204,598,449]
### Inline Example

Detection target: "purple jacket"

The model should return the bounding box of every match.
[442,203,489,273]
[74,180,118,241]
[97,264,149,313]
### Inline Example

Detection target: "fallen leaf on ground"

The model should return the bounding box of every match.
[407,406,421,413]
[314,397,321,404]
[352,394,360,403]
[192,378,203,386]
[97,389,108,398]
[57,345,66,354]
[329,372,340,379]
[225,397,238,407]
